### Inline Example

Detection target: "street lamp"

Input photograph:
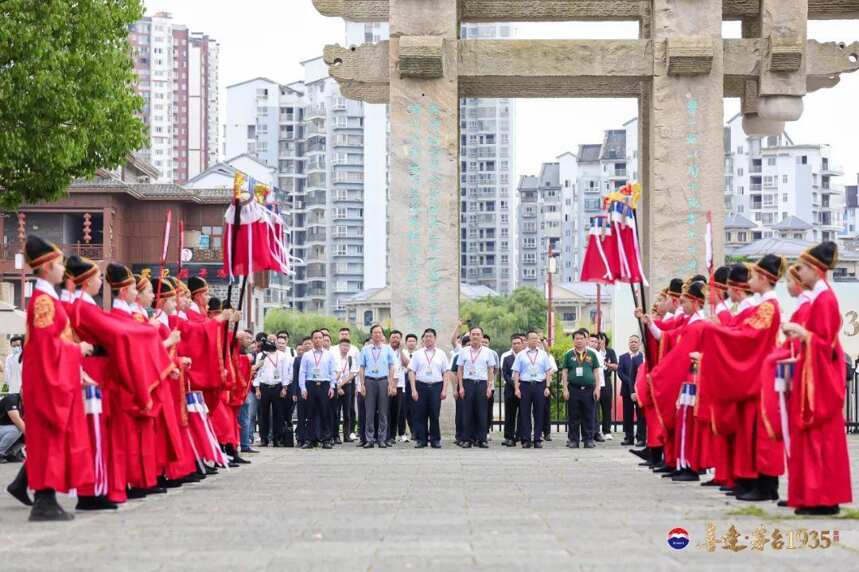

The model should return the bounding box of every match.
[546,240,560,347]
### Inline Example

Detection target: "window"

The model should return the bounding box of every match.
[737,146,744,154]
[767,157,776,166]
[562,310,577,322]
[363,310,373,327]
[782,175,788,184]
[782,193,788,203]
[737,231,747,242]
[523,268,537,280]
[524,253,537,264]
[737,168,743,176]
[523,237,537,249]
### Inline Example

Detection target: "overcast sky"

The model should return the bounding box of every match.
[144,0,859,186]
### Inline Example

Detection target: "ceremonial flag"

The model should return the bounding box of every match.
[580,215,614,284]
[222,172,290,278]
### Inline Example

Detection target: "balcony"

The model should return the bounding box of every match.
[750,164,762,174]
[1,242,105,261]
[189,247,222,263]
[305,104,326,120]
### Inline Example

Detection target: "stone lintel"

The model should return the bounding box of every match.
[666,38,714,76]
[313,0,859,21]
[769,37,804,72]
[398,36,444,78]
[322,39,859,101]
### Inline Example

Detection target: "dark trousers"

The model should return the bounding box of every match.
[258,383,284,444]
[455,393,464,441]
[568,384,596,444]
[306,382,332,443]
[622,394,646,441]
[518,381,546,444]
[389,387,406,438]
[296,396,309,443]
[329,393,342,440]
[283,394,296,446]
[598,379,613,434]
[415,381,442,445]
[542,393,552,437]
[463,379,488,444]
[339,383,356,439]
[636,403,647,442]
[503,387,519,441]
[487,389,495,434]
[357,392,378,445]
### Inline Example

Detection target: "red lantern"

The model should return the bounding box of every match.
[82,213,92,244]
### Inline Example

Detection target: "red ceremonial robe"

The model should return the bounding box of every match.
[22,281,93,493]
[787,282,853,508]
[70,295,166,502]
[174,306,226,415]
[648,313,708,468]
[698,293,781,480]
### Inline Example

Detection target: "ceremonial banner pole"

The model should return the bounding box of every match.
[154,209,172,314]
[224,175,244,360]
[705,211,716,314]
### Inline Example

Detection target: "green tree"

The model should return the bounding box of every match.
[263,310,368,345]
[460,287,547,355]
[0,0,147,209]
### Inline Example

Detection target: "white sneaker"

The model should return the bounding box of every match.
[402,435,410,443]
[605,433,613,440]
[349,432,357,440]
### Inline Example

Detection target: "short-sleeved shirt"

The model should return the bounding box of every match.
[511,348,554,382]
[298,349,338,391]
[457,346,497,381]
[0,394,22,425]
[408,347,451,383]
[563,349,601,387]
[359,343,397,379]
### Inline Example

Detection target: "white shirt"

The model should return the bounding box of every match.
[390,346,407,388]
[112,299,134,315]
[35,278,58,299]
[806,278,830,303]
[735,295,757,315]
[408,346,451,383]
[4,350,22,394]
[457,345,497,381]
[335,351,359,385]
[253,350,291,387]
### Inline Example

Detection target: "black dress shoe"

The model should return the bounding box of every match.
[260,440,270,447]
[594,434,605,442]
[621,439,634,446]
[543,434,552,442]
[322,442,333,450]
[76,496,118,511]
[415,442,428,449]
[227,462,240,468]
[127,487,147,499]
[241,447,260,454]
[386,439,395,447]
[635,440,645,447]
[461,442,472,449]
[662,470,683,478]
[6,466,32,506]
[671,470,700,482]
[158,476,183,489]
[334,436,343,445]
[301,442,313,449]
[363,442,375,449]
[430,442,442,449]
[204,465,219,475]
[533,442,543,449]
[343,437,354,443]
[146,486,168,495]
[478,441,489,449]
[522,441,532,449]
[583,441,596,448]
[629,448,649,460]
[233,456,251,464]
[378,442,389,449]
[777,500,789,508]
[652,465,674,473]
[719,486,732,492]
[736,487,776,502]
[567,441,579,449]
[29,492,73,522]
[795,505,839,516]
[700,479,722,487]
[638,461,652,466]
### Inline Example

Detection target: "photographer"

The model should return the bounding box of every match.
[253,338,291,447]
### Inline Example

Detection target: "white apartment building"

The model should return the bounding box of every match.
[724,113,844,243]
[129,12,219,183]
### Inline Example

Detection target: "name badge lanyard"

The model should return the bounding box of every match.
[468,347,482,376]
[370,346,383,374]
[424,349,436,377]
[527,349,539,377]
[313,350,324,379]
[267,352,280,381]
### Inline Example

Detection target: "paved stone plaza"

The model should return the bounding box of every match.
[1,433,858,571]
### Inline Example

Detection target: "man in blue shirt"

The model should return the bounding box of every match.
[358,325,397,448]
[457,327,497,448]
[298,330,338,449]
[512,331,553,448]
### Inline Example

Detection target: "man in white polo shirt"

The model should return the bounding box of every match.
[408,328,450,448]
[457,326,496,449]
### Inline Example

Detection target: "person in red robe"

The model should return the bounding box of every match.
[134,272,189,488]
[697,257,784,502]
[782,241,853,515]
[711,266,732,325]
[106,263,168,497]
[646,279,710,481]
[18,236,94,521]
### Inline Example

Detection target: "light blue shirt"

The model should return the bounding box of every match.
[298,349,338,391]
[359,343,397,379]
[512,348,553,382]
[457,346,497,381]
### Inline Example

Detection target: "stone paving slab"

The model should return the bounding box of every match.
[1,433,858,571]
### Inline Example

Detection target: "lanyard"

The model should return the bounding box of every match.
[313,351,323,369]
[527,349,539,366]
[424,349,436,368]
[340,357,349,375]
[575,350,588,365]
[468,346,482,366]
[371,346,382,365]
[266,352,279,368]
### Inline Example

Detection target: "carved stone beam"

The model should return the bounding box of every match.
[313,0,859,21]
[398,36,445,78]
[666,38,714,76]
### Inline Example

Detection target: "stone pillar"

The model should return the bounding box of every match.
[642,0,725,290]
[388,0,460,431]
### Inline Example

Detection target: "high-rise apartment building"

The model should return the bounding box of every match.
[723,113,844,243]
[129,12,219,183]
